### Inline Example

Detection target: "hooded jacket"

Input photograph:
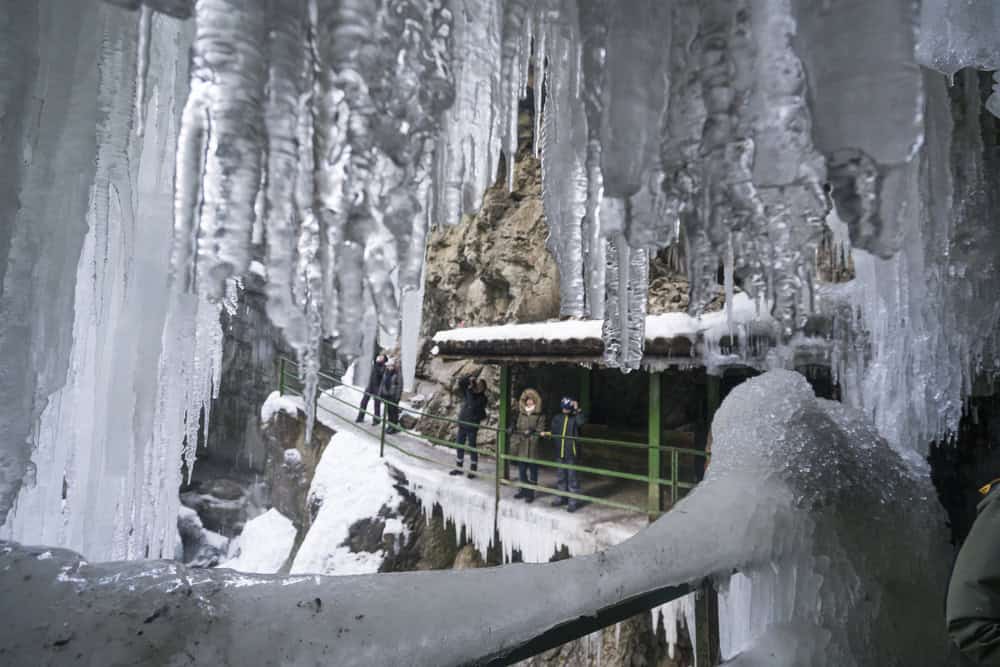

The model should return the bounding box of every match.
[510,389,545,460]
[947,479,1000,665]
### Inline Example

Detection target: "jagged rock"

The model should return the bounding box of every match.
[179,469,265,538]
[452,543,484,570]
[261,405,333,537]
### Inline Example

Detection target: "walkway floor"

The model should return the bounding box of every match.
[312,386,649,563]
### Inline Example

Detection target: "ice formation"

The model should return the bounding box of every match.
[290,424,405,575]
[4,0,1000,660]
[0,371,958,665]
[221,508,296,574]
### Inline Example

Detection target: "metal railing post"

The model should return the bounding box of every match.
[379,411,387,458]
[278,357,286,395]
[648,371,661,517]
[671,449,679,506]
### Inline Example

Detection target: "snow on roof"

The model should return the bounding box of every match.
[433,293,769,349]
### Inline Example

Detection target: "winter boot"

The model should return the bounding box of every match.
[513,488,527,499]
[449,467,463,476]
[566,501,580,513]
[354,412,365,423]
[524,490,535,503]
[551,496,568,507]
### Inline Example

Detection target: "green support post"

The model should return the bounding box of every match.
[647,371,662,517]
[278,357,286,395]
[695,371,722,666]
[494,365,511,533]
[497,366,510,492]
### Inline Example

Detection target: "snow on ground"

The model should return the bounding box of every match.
[221,508,296,574]
[298,383,696,650]
[260,390,303,423]
[290,412,405,575]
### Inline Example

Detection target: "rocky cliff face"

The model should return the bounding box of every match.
[332,466,694,667]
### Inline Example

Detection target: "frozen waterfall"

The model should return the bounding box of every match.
[2,0,1000,662]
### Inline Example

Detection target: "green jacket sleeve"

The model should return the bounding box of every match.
[947,486,1000,665]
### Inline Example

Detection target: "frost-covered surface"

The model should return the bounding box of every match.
[0,371,955,665]
[221,508,296,574]
[259,390,303,424]
[433,292,782,373]
[0,4,202,560]
[177,505,230,567]
[290,417,405,576]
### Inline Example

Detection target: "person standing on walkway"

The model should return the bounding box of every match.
[947,476,1000,664]
[450,375,488,478]
[548,397,585,512]
[378,357,403,433]
[356,353,386,424]
[511,388,545,503]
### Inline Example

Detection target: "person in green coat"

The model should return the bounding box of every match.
[947,476,1000,664]
[511,388,545,503]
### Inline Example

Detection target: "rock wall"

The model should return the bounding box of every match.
[335,467,695,666]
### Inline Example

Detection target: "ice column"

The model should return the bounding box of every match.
[432,0,503,226]
[539,0,591,318]
[2,4,195,559]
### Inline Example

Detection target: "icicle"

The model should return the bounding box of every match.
[133,5,152,137]
[263,0,310,349]
[499,0,531,191]
[171,0,268,300]
[578,0,609,318]
[531,12,546,158]
[540,2,588,318]
[433,0,503,225]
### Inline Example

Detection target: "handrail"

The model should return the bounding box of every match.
[280,357,707,456]
[276,356,705,518]
[281,358,504,433]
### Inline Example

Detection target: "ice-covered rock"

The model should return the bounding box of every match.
[220,508,296,574]
[0,371,956,665]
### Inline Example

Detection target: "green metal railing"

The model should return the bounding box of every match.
[277,357,706,518]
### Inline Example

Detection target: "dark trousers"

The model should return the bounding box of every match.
[384,401,400,429]
[359,391,381,419]
[556,453,580,497]
[455,424,479,470]
[517,461,538,496]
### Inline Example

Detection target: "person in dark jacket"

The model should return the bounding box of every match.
[356,353,386,424]
[546,397,585,512]
[378,357,403,434]
[450,376,488,478]
[511,388,545,502]
[947,476,1000,664]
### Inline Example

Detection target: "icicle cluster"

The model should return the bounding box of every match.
[168,0,456,437]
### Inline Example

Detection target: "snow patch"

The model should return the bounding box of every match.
[221,509,296,574]
[290,424,403,576]
[260,391,303,424]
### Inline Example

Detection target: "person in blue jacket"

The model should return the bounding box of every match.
[547,397,585,512]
